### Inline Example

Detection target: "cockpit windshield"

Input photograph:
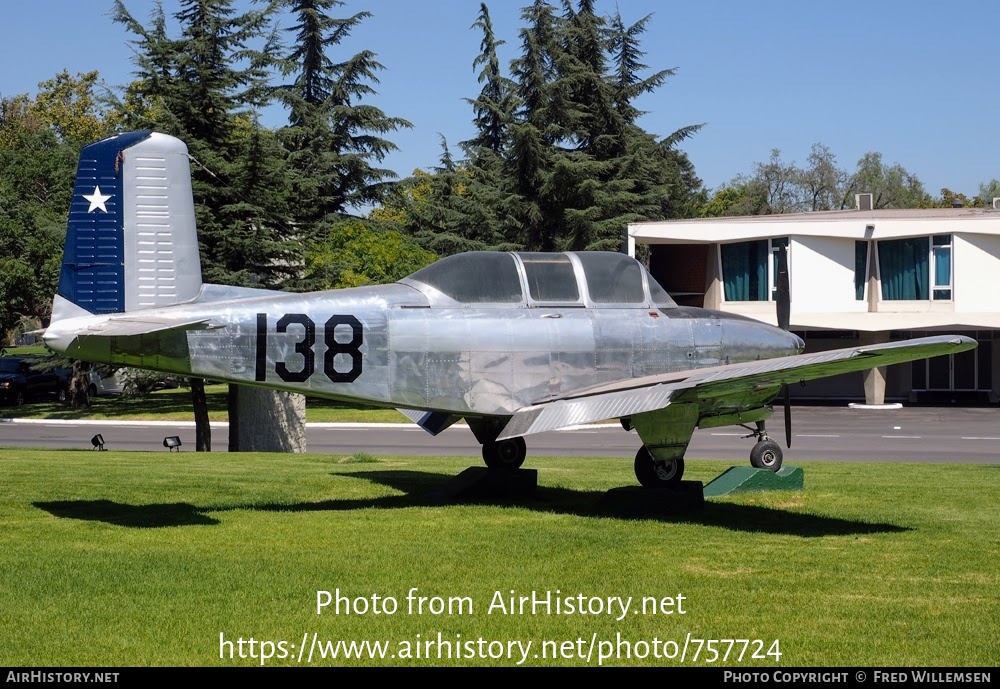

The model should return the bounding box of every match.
[406,252,523,303]
[646,275,676,307]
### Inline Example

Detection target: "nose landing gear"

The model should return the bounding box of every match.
[740,420,784,472]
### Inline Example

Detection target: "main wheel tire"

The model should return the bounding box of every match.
[57,387,68,403]
[14,390,26,407]
[482,437,527,470]
[750,439,783,472]
[634,446,684,488]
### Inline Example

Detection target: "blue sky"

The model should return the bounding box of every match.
[2,0,998,198]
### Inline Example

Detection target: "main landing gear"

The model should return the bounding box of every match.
[633,446,684,488]
[481,437,527,470]
[740,421,783,472]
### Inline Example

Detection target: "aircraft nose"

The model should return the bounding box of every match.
[788,331,805,355]
[718,315,805,362]
[765,327,803,359]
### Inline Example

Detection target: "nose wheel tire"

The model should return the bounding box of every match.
[482,437,527,470]
[634,446,684,488]
[750,439,783,472]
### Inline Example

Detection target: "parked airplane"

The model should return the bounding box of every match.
[43,132,975,487]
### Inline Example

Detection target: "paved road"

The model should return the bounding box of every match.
[3,406,999,463]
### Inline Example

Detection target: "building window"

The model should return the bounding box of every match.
[721,238,787,302]
[911,338,989,391]
[877,235,951,301]
[932,235,952,300]
[855,241,868,301]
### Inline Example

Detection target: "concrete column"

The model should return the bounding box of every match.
[860,331,891,404]
[229,385,307,452]
[866,239,879,312]
[703,243,723,310]
[991,337,999,404]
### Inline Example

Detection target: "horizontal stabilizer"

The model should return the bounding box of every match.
[75,316,220,337]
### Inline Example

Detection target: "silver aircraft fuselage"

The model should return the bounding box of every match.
[45,269,804,421]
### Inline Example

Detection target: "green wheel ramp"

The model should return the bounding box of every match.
[703,466,804,498]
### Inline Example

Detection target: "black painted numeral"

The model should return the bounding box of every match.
[254,312,363,383]
[275,314,316,383]
[324,315,363,383]
[255,313,267,381]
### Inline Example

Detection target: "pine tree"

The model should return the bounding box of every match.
[278,0,411,225]
[529,1,702,251]
[463,3,517,155]
[114,0,290,288]
[506,0,562,251]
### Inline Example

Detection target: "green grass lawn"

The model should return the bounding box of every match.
[0,383,406,423]
[1,450,997,667]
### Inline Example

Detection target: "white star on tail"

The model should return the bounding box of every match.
[83,186,112,213]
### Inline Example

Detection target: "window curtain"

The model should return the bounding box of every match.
[722,240,767,301]
[854,241,868,300]
[878,238,929,300]
[934,246,951,287]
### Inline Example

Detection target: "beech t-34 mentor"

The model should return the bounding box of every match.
[43,132,975,487]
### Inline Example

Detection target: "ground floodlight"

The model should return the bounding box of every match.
[91,434,105,451]
[163,436,182,451]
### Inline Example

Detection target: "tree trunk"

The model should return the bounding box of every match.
[69,361,90,408]
[228,384,306,452]
[228,384,240,452]
[190,377,211,452]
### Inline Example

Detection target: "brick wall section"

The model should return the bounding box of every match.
[650,244,708,307]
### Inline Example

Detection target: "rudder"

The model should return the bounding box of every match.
[55,131,203,318]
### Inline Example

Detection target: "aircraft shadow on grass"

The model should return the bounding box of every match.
[32,468,910,537]
[34,499,220,527]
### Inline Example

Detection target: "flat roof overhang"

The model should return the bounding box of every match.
[631,209,1000,244]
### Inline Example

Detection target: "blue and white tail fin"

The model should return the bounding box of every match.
[52,131,203,323]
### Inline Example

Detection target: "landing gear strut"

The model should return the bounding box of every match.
[633,446,684,488]
[739,420,783,472]
[482,437,527,470]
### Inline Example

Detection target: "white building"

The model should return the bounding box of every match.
[628,196,1000,404]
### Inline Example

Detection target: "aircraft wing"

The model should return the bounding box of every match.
[497,334,976,440]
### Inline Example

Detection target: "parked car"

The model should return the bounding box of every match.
[88,369,124,397]
[85,368,182,397]
[0,356,71,406]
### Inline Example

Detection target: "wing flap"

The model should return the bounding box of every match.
[396,408,461,436]
[498,335,976,440]
[497,384,678,440]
